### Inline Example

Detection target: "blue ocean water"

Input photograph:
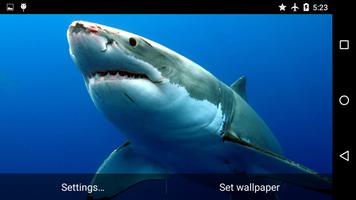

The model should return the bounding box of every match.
[0,14,332,198]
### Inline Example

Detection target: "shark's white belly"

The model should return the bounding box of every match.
[93,81,236,172]
[90,79,224,141]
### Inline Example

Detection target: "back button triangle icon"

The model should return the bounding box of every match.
[340,151,350,161]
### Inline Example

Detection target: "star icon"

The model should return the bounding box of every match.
[279,3,287,11]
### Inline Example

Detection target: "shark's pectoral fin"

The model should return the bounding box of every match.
[230,76,247,100]
[249,150,332,194]
[88,141,169,200]
[223,136,332,194]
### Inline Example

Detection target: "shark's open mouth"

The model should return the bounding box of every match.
[88,70,150,82]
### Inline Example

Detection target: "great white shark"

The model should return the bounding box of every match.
[67,21,331,199]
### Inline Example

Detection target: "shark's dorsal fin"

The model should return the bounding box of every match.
[230,76,247,101]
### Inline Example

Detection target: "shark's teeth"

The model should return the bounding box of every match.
[88,70,150,82]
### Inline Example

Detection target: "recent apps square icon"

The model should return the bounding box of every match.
[339,40,349,50]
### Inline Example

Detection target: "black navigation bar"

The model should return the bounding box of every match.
[333,0,354,200]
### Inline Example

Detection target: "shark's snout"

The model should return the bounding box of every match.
[68,21,102,35]
[67,21,108,55]
[67,20,164,85]
[68,20,128,79]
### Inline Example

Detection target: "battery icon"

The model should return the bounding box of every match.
[303,3,310,11]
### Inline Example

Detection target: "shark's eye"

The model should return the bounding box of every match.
[129,37,138,47]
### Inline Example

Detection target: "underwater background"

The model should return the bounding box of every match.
[0,15,332,199]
